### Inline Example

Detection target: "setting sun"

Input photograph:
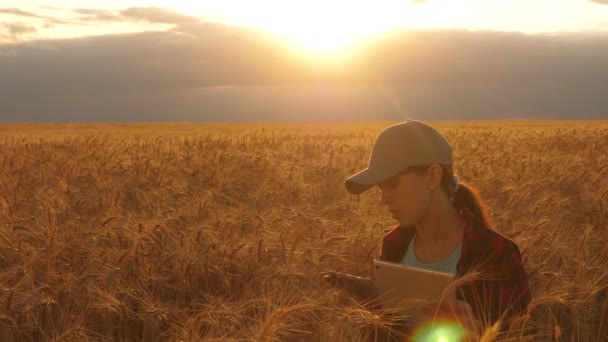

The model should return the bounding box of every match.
[174,0,406,57]
[258,2,400,56]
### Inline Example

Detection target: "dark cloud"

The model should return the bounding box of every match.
[351,30,608,89]
[1,24,607,121]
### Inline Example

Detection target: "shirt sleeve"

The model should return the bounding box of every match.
[462,240,532,329]
[497,242,532,321]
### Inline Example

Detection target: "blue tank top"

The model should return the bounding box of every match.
[402,234,461,275]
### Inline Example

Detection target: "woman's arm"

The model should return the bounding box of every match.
[494,242,532,322]
[464,241,532,329]
[321,270,380,303]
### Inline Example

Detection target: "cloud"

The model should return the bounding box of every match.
[0,25,607,121]
[0,6,94,29]
[0,6,199,45]
[120,7,198,24]
[0,23,286,94]
[0,6,198,27]
[0,22,37,42]
[66,7,198,24]
[7,23,37,36]
[0,7,47,18]
[70,8,122,22]
[0,7,74,25]
[0,22,37,44]
[0,46,16,56]
[589,0,608,4]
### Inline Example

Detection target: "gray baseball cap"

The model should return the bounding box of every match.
[345,120,453,194]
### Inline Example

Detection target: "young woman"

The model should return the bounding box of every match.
[322,120,531,339]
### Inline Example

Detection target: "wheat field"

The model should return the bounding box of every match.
[0,121,607,341]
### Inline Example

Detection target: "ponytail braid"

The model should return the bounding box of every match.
[439,165,494,229]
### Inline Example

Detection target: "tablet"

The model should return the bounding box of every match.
[372,259,455,309]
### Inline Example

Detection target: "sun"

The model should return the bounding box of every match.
[174,0,405,58]
[271,20,369,56]
[254,1,404,57]
[260,5,384,56]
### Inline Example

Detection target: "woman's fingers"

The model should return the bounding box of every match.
[321,271,337,286]
[321,271,362,290]
[321,271,380,302]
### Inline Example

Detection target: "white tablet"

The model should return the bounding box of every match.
[372,259,456,309]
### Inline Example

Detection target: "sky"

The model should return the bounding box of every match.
[3,1,608,49]
[1,1,608,122]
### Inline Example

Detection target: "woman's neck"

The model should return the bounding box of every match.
[415,199,466,247]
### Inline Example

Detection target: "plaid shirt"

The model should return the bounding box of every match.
[380,208,531,327]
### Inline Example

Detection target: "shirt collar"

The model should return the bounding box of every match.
[394,207,491,254]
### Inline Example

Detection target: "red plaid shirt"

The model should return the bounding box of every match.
[379,208,531,327]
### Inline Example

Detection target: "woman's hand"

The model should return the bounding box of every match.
[320,270,380,302]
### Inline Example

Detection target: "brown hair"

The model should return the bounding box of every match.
[406,164,494,229]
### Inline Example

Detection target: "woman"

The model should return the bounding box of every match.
[322,120,531,339]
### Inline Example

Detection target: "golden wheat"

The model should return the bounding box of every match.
[0,121,607,341]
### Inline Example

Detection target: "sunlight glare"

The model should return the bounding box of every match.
[411,320,465,342]
[173,0,405,58]
[249,1,403,57]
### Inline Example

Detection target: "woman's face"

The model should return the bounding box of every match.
[377,170,432,226]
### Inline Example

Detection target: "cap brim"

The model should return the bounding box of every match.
[345,165,408,195]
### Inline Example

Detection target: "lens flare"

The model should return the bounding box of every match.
[411,320,465,342]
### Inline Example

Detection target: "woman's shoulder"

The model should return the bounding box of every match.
[463,222,528,279]
[465,219,523,257]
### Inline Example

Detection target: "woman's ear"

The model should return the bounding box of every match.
[427,164,443,190]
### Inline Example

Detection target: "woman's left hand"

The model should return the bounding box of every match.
[320,270,380,302]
